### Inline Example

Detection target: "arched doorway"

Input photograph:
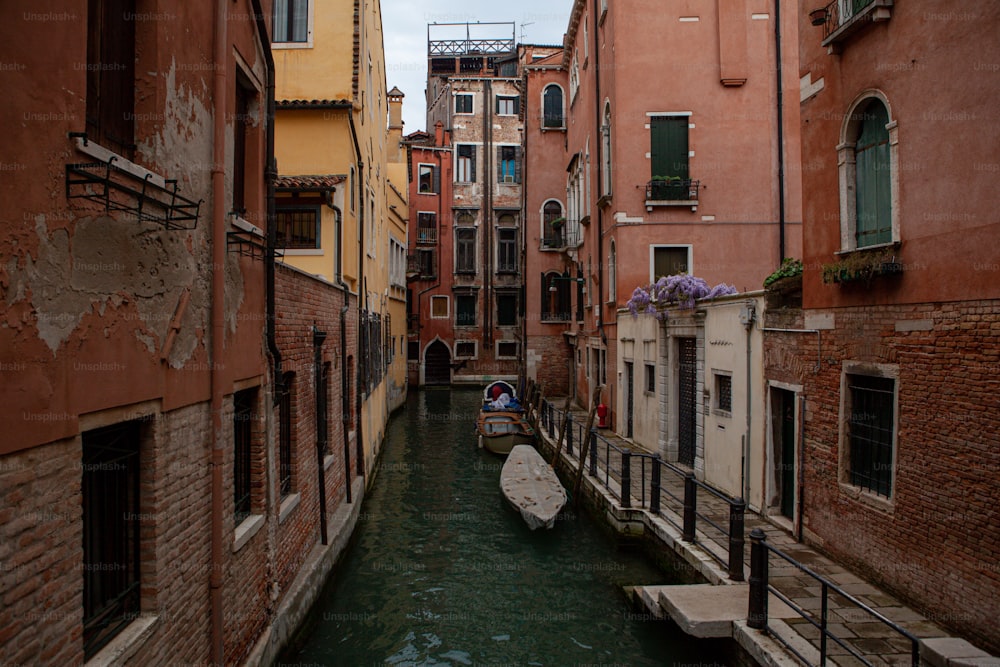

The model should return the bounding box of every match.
[424,340,451,386]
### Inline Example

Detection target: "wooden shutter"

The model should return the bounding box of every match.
[432,165,441,193]
[514,147,522,183]
[470,145,477,182]
[650,116,688,179]
[855,101,891,247]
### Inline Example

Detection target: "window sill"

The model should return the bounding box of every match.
[712,409,732,419]
[282,249,324,256]
[540,126,567,133]
[74,136,167,189]
[834,240,900,256]
[85,614,160,667]
[838,482,895,513]
[273,41,314,50]
[233,513,265,553]
[645,199,699,212]
[279,493,301,524]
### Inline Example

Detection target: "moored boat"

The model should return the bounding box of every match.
[476,381,534,455]
[500,444,567,530]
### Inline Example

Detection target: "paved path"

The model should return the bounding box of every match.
[535,400,997,667]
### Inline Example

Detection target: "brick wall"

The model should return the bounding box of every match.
[768,298,1000,653]
[529,330,573,397]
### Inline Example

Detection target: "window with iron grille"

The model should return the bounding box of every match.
[276,206,320,248]
[646,364,656,393]
[456,228,476,273]
[234,388,255,523]
[455,341,476,358]
[847,373,895,497]
[456,293,476,326]
[82,420,141,660]
[279,372,294,497]
[716,373,732,413]
[86,0,136,158]
[497,228,517,273]
[497,341,518,359]
[456,144,476,182]
[455,93,473,114]
[273,0,309,43]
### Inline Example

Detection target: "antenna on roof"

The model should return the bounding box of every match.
[520,22,534,42]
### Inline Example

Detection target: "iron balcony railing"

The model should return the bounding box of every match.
[428,37,515,56]
[416,227,438,245]
[820,0,891,42]
[645,178,700,202]
[540,400,746,582]
[541,224,581,250]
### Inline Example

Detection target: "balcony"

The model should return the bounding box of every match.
[416,227,438,245]
[818,0,893,49]
[645,179,700,211]
[541,223,581,250]
[406,253,436,280]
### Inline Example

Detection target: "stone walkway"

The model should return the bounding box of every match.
[535,400,998,667]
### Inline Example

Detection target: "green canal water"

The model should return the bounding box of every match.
[279,389,734,666]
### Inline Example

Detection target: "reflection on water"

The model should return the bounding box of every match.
[279,389,732,666]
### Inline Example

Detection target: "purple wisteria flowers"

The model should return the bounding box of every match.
[625,275,737,321]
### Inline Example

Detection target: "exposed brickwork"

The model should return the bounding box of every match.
[528,327,573,397]
[765,297,1000,653]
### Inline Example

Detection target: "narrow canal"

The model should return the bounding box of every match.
[279,389,734,666]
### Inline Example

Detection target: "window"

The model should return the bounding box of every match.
[456,228,476,273]
[456,341,476,358]
[846,373,896,498]
[455,93,473,114]
[650,115,689,180]
[497,293,518,326]
[234,388,256,523]
[496,95,519,116]
[497,228,517,273]
[456,145,477,183]
[543,85,564,128]
[497,341,518,359]
[456,293,476,326]
[416,249,436,278]
[652,246,690,280]
[602,102,612,195]
[233,77,254,214]
[279,373,294,497]
[853,98,892,248]
[608,240,617,304]
[82,421,141,659]
[407,341,420,360]
[498,146,520,183]
[430,295,448,318]
[645,364,656,393]
[275,206,320,248]
[417,212,437,244]
[542,201,564,248]
[542,271,571,321]
[569,52,580,102]
[418,164,439,193]
[86,0,136,157]
[715,373,732,413]
[273,0,309,43]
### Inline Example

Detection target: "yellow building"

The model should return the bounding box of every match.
[274,0,408,480]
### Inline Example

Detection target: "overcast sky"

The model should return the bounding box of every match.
[380,0,573,132]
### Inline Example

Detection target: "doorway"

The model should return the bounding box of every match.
[424,340,451,386]
[624,362,634,438]
[677,337,697,467]
[770,387,796,519]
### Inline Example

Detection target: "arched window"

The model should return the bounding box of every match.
[543,84,564,128]
[839,93,898,250]
[602,101,612,196]
[542,200,564,248]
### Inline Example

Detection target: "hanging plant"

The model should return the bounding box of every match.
[821,247,902,286]
[763,258,803,288]
[626,275,737,321]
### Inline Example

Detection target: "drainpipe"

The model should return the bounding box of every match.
[593,0,606,410]
[209,0,228,662]
[340,300,352,503]
[742,300,756,504]
[774,0,787,262]
[483,79,493,349]
[313,326,328,543]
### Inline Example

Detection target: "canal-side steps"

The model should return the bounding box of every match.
[533,398,998,667]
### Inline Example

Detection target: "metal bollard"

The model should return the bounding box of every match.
[748,528,768,629]
[547,402,555,438]
[682,472,697,542]
[621,451,631,508]
[650,456,661,514]
[729,498,746,581]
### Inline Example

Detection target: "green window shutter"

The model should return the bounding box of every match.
[650,116,689,180]
[514,147,522,183]
[855,101,891,247]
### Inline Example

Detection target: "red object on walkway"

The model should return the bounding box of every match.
[597,403,608,428]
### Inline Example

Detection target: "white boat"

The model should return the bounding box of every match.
[500,445,568,530]
[476,381,533,455]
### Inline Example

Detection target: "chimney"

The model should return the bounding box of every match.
[387,86,404,161]
[434,120,444,147]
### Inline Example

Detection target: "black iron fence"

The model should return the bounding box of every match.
[541,399,745,581]
[748,528,920,667]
